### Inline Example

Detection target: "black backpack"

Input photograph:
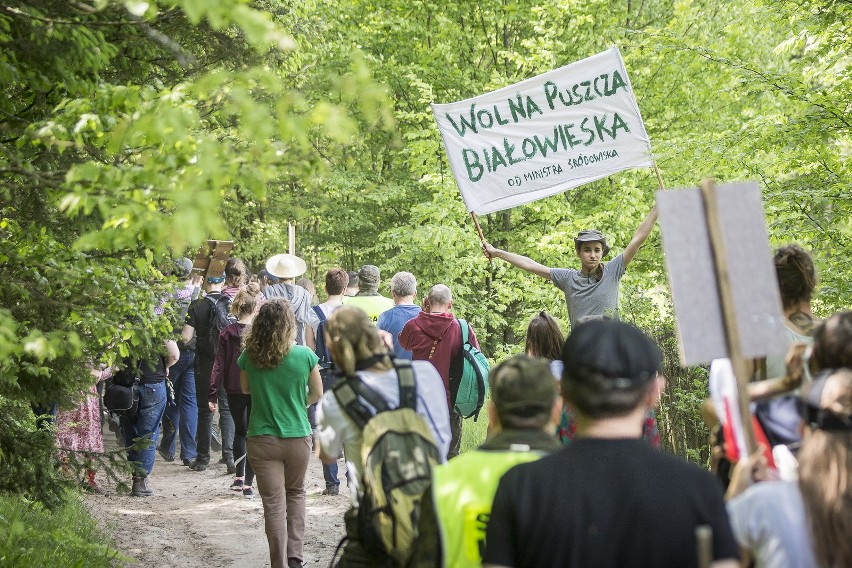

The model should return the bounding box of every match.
[205,294,236,355]
[312,305,338,391]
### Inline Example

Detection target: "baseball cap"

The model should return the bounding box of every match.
[562,319,662,389]
[491,355,558,419]
[358,265,380,292]
[173,257,192,278]
[574,229,611,256]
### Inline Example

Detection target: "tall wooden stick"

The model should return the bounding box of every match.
[652,161,665,192]
[700,178,757,455]
[471,211,492,262]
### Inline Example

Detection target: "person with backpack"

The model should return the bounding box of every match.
[316,306,451,567]
[182,270,237,472]
[239,298,323,568]
[310,268,349,496]
[158,257,200,466]
[399,284,482,458]
[119,339,180,497]
[410,355,562,568]
[210,282,262,498]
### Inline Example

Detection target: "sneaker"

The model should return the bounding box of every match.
[182,459,193,466]
[189,460,208,472]
[287,558,303,568]
[230,478,244,492]
[158,449,175,462]
[321,485,340,496]
[242,486,255,499]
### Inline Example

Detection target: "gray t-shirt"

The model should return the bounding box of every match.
[550,253,626,328]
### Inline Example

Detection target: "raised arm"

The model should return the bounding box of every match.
[622,205,658,267]
[483,242,552,281]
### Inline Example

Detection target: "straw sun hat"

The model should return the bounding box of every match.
[265,253,307,279]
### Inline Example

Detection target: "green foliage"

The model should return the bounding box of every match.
[0,490,129,567]
[2,0,850,504]
[0,0,392,506]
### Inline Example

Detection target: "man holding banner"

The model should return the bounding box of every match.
[432,47,661,328]
[483,207,656,328]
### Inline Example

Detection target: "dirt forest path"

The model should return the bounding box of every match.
[84,433,348,568]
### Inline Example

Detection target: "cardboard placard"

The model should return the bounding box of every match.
[191,240,234,280]
[657,181,788,365]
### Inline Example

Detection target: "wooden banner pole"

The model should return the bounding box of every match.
[652,161,665,192]
[471,212,492,262]
[700,178,758,455]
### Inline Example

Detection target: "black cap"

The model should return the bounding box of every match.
[562,320,662,389]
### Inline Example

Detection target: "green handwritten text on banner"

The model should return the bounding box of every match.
[432,47,653,215]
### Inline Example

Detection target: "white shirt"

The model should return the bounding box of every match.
[727,481,817,568]
[316,360,451,505]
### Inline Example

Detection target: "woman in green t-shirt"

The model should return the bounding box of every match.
[238,298,322,568]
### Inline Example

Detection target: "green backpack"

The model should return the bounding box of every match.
[450,319,490,420]
[333,359,441,566]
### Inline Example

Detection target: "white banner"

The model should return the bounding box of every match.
[432,47,653,215]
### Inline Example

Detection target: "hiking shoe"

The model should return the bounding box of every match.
[230,478,244,492]
[322,485,340,496]
[243,486,255,499]
[182,459,193,466]
[158,449,175,462]
[131,476,154,497]
[189,460,208,472]
[225,459,236,475]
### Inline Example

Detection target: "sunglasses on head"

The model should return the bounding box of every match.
[795,369,852,432]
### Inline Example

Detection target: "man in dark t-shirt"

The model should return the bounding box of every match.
[483,320,739,568]
[182,274,233,471]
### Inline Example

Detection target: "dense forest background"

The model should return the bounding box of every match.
[1,0,849,504]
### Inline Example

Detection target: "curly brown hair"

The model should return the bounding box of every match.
[243,297,295,369]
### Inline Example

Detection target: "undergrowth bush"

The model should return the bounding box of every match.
[0,491,129,567]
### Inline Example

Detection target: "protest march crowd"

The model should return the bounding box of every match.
[53,202,852,568]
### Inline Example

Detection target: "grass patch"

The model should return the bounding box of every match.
[460,397,491,454]
[0,491,128,567]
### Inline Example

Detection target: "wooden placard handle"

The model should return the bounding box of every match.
[700,178,757,455]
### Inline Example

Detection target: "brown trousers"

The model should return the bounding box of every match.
[248,435,311,568]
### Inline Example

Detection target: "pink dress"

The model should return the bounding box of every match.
[56,373,105,454]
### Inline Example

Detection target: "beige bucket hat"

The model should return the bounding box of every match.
[265,253,307,279]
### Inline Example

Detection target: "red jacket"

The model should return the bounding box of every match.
[210,322,246,402]
[398,312,480,404]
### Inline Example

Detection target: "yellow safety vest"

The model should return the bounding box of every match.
[432,448,547,568]
[341,295,395,323]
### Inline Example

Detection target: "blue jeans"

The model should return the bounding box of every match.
[323,461,339,489]
[159,349,197,461]
[121,381,167,476]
